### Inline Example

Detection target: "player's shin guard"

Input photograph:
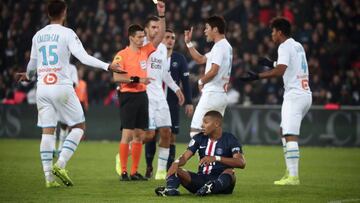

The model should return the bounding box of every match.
[145,140,156,168]
[40,134,56,182]
[285,141,299,177]
[212,173,233,194]
[56,128,83,169]
[167,144,176,170]
[166,174,180,189]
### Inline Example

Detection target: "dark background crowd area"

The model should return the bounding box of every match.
[1,0,359,106]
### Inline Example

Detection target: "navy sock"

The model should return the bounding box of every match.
[166,174,180,189]
[145,140,156,168]
[167,144,176,170]
[212,173,233,193]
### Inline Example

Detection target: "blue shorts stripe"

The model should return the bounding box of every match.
[64,139,78,147]
[62,146,75,152]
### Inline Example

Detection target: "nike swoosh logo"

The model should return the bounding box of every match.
[199,146,206,149]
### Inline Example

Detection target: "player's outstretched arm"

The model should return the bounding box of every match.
[184,27,207,64]
[239,64,286,82]
[151,0,166,48]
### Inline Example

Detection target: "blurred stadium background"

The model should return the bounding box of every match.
[0,0,360,202]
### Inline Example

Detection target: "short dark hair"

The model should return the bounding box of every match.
[128,24,144,37]
[204,111,223,120]
[205,15,226,34]
[145,16,160,28]
[165,28,174,33]
[270,17,291,37]
[47,0,67,20]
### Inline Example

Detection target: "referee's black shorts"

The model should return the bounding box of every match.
[118,91,148,130]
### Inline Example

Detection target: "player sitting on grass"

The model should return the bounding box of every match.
[155,111,246,196]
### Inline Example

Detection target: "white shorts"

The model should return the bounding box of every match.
[148,98,172,130]
[281,94,312,135]
[36,85,85,128]
[191,91,228,130]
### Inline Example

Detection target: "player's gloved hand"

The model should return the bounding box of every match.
[108,63,127,74]
[258,57,275,68]
[239,71,260,82]
[15,72,30,82]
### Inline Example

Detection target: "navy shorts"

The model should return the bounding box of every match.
[168,101,180,134]
[183,171,235,194]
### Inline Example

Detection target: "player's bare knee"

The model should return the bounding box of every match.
[42,128,55,135]
[71,122,85,131]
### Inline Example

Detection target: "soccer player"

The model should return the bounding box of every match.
[155,111,245,196]
[143,19,185,180]
[158,29,194,171]
[16,0,125,188]
[239,17,312,185]
[112,1,166,181]
[184,16,233,138]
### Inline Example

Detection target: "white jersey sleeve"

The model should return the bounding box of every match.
[277,44,290,66]
[162,68,180,93]
[68,30,109,71]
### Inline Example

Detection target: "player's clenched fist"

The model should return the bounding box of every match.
[156,0,165,15]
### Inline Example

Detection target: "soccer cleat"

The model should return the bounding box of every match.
[279,170,289,181]
[196,181,215,196]
[45,180,61,188]
[274,176,300,185]
[154,170,166,180]
[52,164,74,186]
[155,186,180,196]
[130,172,148,181]
[145,166,153,179]
[120,172,130,181]
[115,153,121,176]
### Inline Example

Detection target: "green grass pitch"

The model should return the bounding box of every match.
[1,139,360,203]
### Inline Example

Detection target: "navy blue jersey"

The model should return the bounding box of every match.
[187,132,243,176]
[166,51,192,105]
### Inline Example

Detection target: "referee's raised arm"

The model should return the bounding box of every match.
[151,0,166,48]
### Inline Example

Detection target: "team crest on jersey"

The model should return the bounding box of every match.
[216,148,223,155]
[140,60,147,69]
[172,62,178,67]
[188,139,195,147]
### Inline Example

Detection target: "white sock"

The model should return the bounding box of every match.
[58,128,69,152]
[285,141,300,177]
[40,134,56,182]
[281,137,287,171]
[157,147,170,171]
[56,128,83,169]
